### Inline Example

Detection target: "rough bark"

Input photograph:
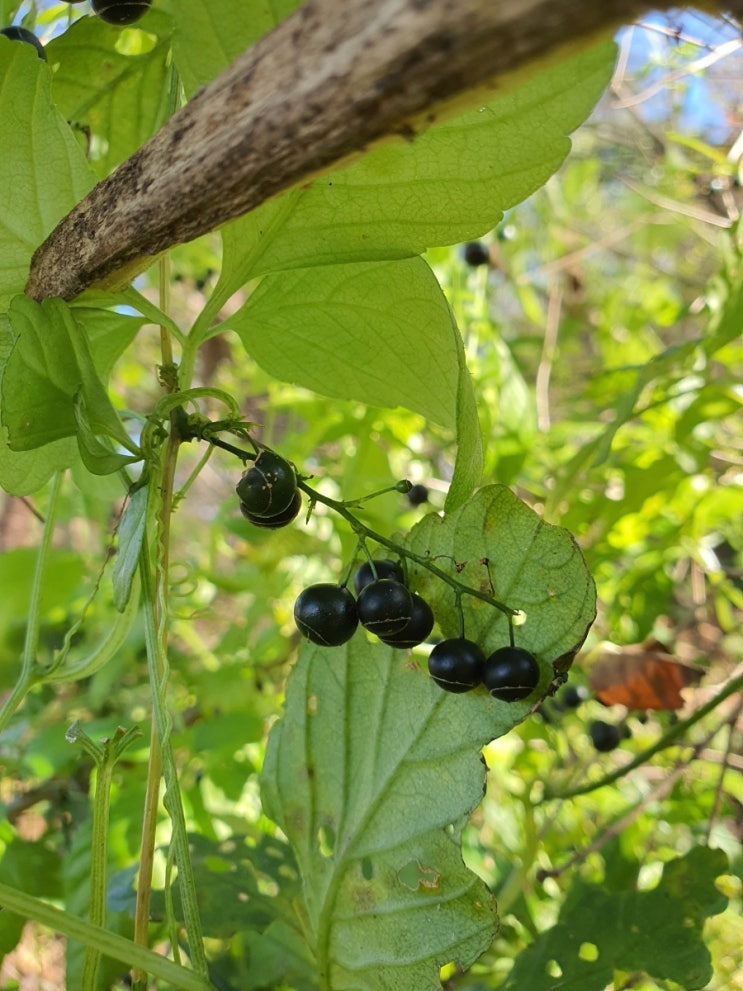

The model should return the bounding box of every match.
[25,0,742,301]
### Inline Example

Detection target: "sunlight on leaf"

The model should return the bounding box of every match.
[47,12,174,178]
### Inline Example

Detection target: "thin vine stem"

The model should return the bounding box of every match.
[177,417,518,617]
[296,479,518,618]
[541,665,743,802]
[0,472,63,734]
[0,883,213,991]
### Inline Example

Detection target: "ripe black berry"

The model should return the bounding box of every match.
[379,594,434,649]
[463,241,490,267]
[357,579,413,637]
[294,584,358,647]
[1,26,46,59]
[482,646,540,702]
[240,490,302,529]
[236,450,297,518]
[427,638,485,693]
[560,685,588,709]
[353,559,404,596]
[91,0,152,25]
[406,483,429,506]
[589,720,621,753]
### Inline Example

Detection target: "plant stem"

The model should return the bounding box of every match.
[68,725,141,988]
[0,883,213,991]
[133,297,208,989]
[132,720,162,988]
[0,472,63,734]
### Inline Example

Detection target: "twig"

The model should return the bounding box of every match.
[611,35,743,109]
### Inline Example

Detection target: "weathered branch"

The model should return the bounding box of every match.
[25,0,742,301]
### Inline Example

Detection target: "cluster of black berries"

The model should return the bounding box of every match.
[294,557,541,703]
[294,559,435,651]
[546,684,631,753]
[236,449,302,529]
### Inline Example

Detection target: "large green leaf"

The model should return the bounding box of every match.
[167,0,302,97]
[261,636,533,991]
[47,11,173,178]
[232,257,482,505]
[234,259,461,428]
[211,40,616,306]
[499,846,729,991]
[0,42,95,308]
[404,485,596,669]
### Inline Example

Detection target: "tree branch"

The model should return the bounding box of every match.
[25,0,742,302]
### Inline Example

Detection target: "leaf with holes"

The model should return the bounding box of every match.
[403,484,596,675]
[499,846,729,991]
[261,637,530,990]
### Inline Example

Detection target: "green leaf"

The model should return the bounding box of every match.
[242,919,318,991]
[0,43,95,308]
[0,297,141,493]
[261,637,529,990]
[214,40,616,298]
[233,258,465,430]
[169,0,302,97]
[152,833,292,938]
[499,847,729,991]
[47,12,174,178]
[112,484,149,611]
[2,296,133,453]
[0,837,62,956]
[72,296,148,378]
[404,485,596,668]
[73,392,139,475]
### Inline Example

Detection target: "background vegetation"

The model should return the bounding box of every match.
[0,3,741,990]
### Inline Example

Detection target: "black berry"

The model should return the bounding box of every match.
[353,559,404,596]
[379,594,434,649]
[91,0,152,24]
[1,26,46,59]
[589,720,622,753]
[406,483,429,506]
[236,450,298,518]
[357,579,413,637]
[482,646,540,702]
[240,490,302,529]
[560,685,589,709]
[427,638,485,693]
[294,584,358,647]
[463,241,490,267]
